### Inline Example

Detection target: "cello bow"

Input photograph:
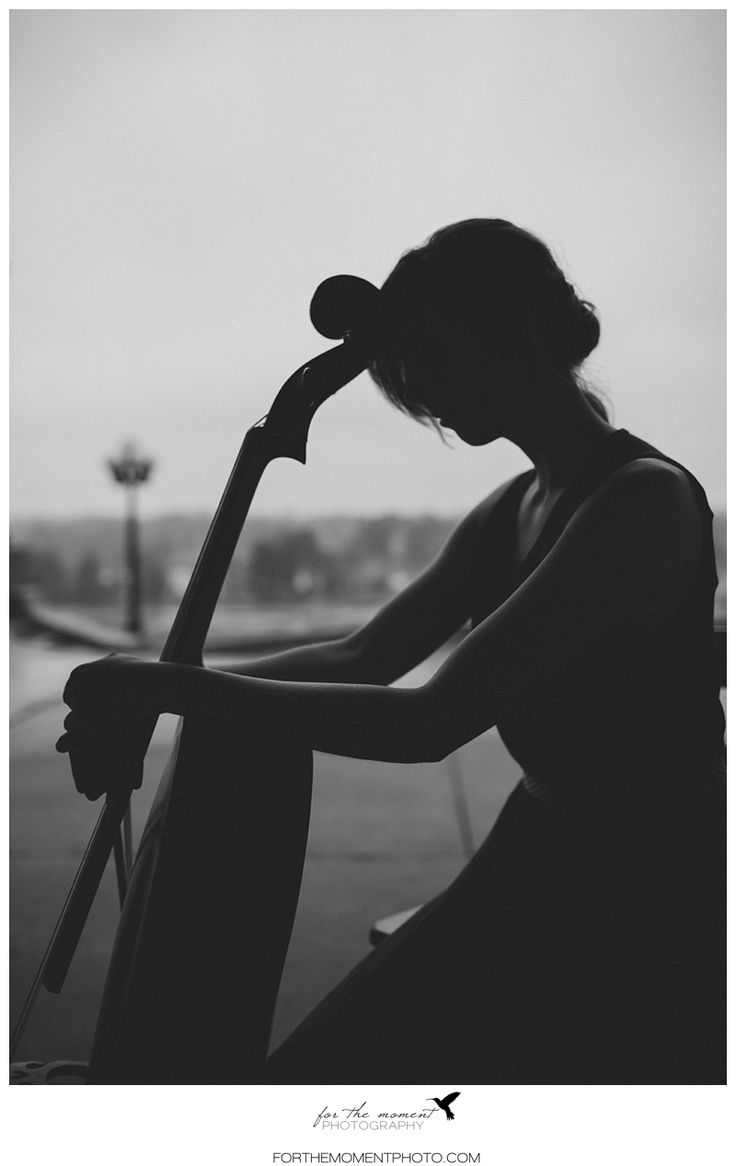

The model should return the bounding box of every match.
[30,275,379,1081]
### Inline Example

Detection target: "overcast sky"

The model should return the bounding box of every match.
[10,9,725,520]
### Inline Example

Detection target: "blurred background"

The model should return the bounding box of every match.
[10,10,725,1068]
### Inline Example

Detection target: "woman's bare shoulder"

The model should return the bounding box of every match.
[575,455,703,568]
[595,457,700,517]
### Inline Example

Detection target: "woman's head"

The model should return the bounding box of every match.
[368,219,603,438]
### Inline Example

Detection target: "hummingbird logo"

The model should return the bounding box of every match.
[427,1091,460,1120]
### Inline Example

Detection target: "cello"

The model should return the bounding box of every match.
[13,274,380,1084]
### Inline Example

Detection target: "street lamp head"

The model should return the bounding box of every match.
[107,441,155,487]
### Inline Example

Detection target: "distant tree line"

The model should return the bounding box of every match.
[9,514,457,609]
[9,506,727,613]
[10,542,170,607]
[240,516,454,604]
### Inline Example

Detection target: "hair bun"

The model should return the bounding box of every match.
[566,298,600,367]
[525,272,600,370]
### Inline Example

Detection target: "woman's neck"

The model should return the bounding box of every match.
[507,385,616,496]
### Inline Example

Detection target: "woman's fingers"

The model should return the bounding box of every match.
[57,712,95,754]
[64,736,113,800]
[57,704,148,799]
[62,708,110,734]
[57,709,120,750]
[65,734,145,801]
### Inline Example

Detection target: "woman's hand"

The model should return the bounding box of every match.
[56,654,171,800]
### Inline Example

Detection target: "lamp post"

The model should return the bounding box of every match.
[107,442,154,636]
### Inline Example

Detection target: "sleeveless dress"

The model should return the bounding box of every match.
[265,429,725,1085]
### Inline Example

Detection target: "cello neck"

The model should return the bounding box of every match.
[159,339,367,667]
[160,426,272,666]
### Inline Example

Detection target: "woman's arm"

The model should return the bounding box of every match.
[214,637,380,684]
[61,461,701,782]
[56,482,511,792]
[211,482,513,686]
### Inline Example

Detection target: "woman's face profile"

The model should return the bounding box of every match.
[399,319,515,447]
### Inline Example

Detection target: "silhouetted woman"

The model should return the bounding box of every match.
[59,219,725,1083]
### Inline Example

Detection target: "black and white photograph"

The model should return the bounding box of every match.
[8,5,728,1160]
